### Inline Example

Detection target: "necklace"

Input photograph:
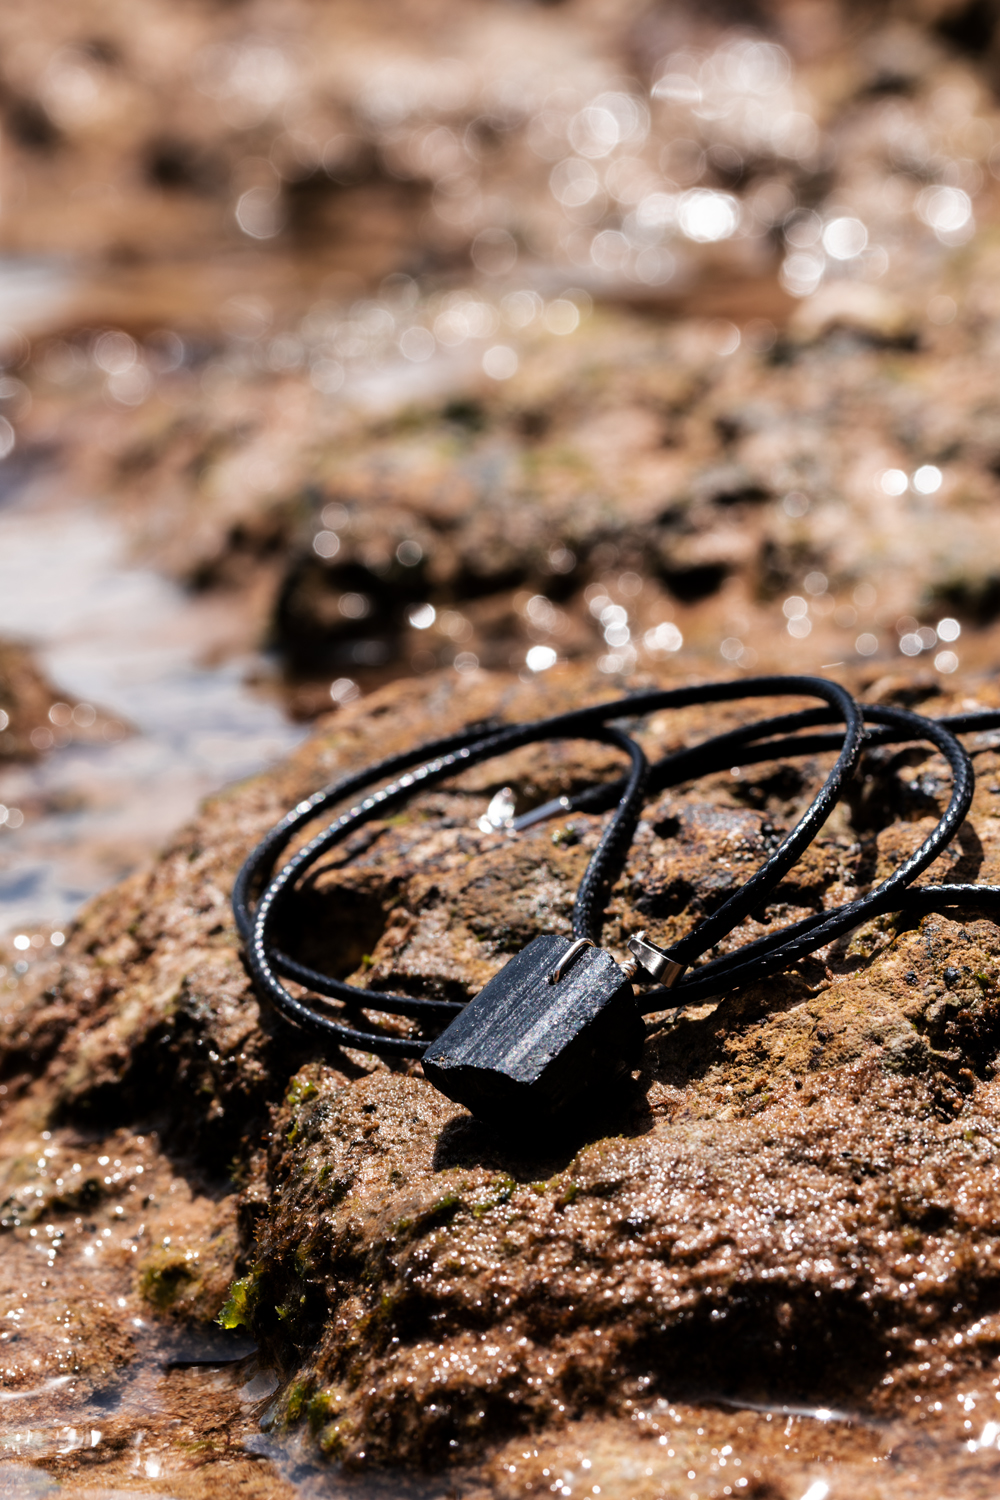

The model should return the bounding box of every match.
[234,675,1000,1133]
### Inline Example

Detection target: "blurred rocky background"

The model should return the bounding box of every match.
[5,0,1000,712]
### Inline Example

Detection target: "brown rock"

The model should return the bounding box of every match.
[4,666,1000,1494]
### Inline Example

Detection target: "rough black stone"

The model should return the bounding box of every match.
[422,934,643,1130]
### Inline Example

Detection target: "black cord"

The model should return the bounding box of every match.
[243,720,650,1055]
[237,676,862,1056]
[232,677,1000,1060]
[637,702,975,1009]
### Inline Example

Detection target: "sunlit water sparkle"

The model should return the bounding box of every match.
[0,485,306,933]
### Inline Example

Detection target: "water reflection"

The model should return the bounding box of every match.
[0,498,304,931]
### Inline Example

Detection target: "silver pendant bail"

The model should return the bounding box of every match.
[626,930,684,987]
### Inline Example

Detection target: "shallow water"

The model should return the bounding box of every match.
[0,258,76,336]
[0,477,306,934]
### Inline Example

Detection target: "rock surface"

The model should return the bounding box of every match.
[5,665,1000,1494]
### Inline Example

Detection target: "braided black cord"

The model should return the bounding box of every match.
[244,722,649,1054]
[570,728,649,943]
[231,718,508,943]
[556,707,1000,819]
[498,698,999,1014]
[232,674,1000,1064]
[235,677,863,1056]
[233,679,862,945]
[637,703,975,1010]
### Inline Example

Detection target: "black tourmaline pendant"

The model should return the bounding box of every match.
[422,934,643,1130]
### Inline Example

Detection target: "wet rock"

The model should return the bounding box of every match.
[0,0,911,287]
[27,265,1000,707]
[15,1,1000,1492]
[4,668,1000,1493]
[248,1052,1000,1469]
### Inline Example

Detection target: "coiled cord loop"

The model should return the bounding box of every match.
[233,677,1000,1059]
[234,676,877,1057]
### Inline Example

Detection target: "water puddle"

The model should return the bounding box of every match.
[0,258,77,338]
[0,478,306,932]
[0,1333,269,1497]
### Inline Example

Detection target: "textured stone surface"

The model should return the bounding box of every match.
[4,666,1000,1494]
